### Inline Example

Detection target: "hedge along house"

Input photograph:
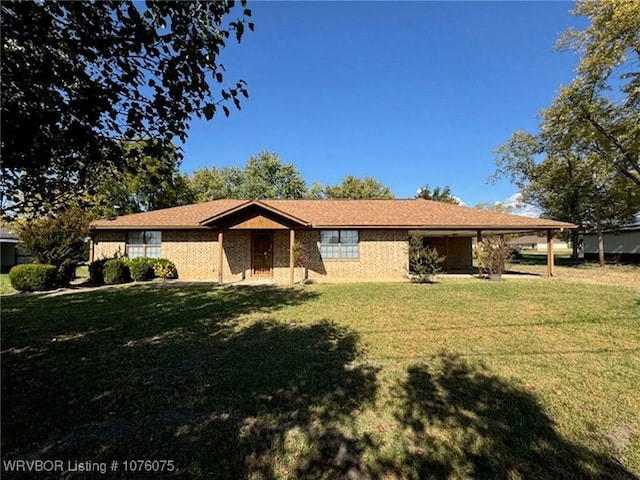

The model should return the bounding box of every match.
[89,199,575,284]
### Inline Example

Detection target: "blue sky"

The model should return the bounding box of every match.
[180,1,587,210]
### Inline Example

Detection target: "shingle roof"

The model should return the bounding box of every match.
[0,226,20,242]
[90,199,576,231]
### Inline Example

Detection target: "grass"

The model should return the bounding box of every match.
[0,274,16,295]
[1,270,639,479]
[508,252,640,288]
[0,266,89,298]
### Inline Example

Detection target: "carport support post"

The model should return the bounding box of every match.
[546,230,555,277]
[218,230,224,285]
[476,230,483,277]
[289,229,295,284]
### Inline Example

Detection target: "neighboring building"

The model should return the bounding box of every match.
[90,199,575,283]
[507,235,569,252]
[0,226,30,271]
[583,214,640,264]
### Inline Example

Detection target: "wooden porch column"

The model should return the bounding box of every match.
[289,229,295,284]
[476,230,483,277]
[89,236,95,263]
[217,230,224,285]
[546,230,555,277]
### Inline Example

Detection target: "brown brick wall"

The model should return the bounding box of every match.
[93,229,217,281]
[296,229,409,282]
[222,230,251,282]
[93,231,126,259]
[163,230,217,280]
[93,228,473,282]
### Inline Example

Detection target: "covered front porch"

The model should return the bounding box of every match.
[200,201,309,285]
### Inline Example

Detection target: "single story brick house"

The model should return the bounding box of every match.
[90,199,575,283]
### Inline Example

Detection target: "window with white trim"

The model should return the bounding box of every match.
[320,230,359,259]
[126,231,162,258]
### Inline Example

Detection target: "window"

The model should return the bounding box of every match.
[320,230,359,259]
[127,231,161,258]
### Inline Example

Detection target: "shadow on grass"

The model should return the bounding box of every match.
[375,353,637,480]
[1,285,378,479]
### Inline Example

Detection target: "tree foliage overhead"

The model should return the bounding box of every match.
[89,142,192,217]
[322,175,395,199]
[492,0,640,263]
[1,0,253,217]
[551,0,640,187]
[494,130,639,233]
[415,185,460,204]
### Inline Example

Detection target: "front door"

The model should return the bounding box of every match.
[252,233,273,277]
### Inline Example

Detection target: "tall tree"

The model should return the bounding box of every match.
[305,182,327,199]
[187,167,244,203]
[492,0,640,264]
[493,130,640,263]
[241,152,307,199]
[552,0,640,187]
[187,152,307,201]
[474,202,515,214]
[1,1,253,218]
[89,142,192,217]
[323,175,394,199]
[415,185,460,204]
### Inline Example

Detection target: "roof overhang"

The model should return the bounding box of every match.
[90,225,211,231]
[317,224,575,233]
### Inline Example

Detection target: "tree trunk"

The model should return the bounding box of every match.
[571,229,579,261]
[594,197,605,267]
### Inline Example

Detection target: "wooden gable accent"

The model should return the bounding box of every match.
[200,201,310,230]
[230,214,289,230]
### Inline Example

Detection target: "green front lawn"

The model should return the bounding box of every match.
[1,275,639,479]
[0,274,16,295]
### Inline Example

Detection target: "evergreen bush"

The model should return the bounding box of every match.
[126,257,155,281]
[103,259,131,285]
[9,264,58,291]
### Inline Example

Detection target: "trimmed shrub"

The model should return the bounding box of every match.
[9,264,58,292]
[126,257,155,282]
[151,258,178,279]
[103,259,131,285]
[56,258,78,285]
[89,258,108,284]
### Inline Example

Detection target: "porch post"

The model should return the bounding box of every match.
[89,236,95,263]
[289,229,295,284]
[218,230,224,285]
[546,229,555,277]
[476,230,483,277]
